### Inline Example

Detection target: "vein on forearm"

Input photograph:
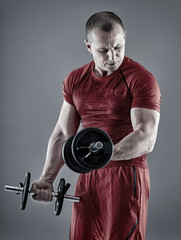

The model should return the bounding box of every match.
[40,131,68,182]
[113,129,155,160]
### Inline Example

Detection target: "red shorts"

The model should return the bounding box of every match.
[70,159,150,240]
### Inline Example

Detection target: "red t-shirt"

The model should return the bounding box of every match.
[63,56,161,147]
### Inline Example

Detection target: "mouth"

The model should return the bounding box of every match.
[107,62,118,66]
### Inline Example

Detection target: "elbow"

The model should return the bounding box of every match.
[139,128,157,154]
[147,142,154,153]
[49,129,70,145]
[57,131,70,141]
[147,138,156,153]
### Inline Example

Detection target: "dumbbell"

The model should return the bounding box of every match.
[5,172,80,216]
[63,127,113,173]
[5,128,112,214]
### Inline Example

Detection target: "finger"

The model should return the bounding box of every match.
[32,189,45,201]
[39,189,47,201]
[32,190,43,201]
[31,183,41,193]
[32,193,39,201]
[32,188,40,199]
[31,183,37,192]
[44,190,53,202]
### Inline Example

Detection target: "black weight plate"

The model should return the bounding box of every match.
[62,135,91,173]
[55,178,71,216]
[72,128,113,170]
[21,172,31,210]
[55,178,65,216]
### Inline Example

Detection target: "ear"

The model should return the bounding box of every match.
[84,40,92,54]
[124,30,126,42]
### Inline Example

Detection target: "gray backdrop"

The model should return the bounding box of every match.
[1,0,181,239]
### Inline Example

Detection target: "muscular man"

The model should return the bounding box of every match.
[32,12,161,240]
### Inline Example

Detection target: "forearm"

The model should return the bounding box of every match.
[40,131,68,183]
[112,129,155,160]
[39,101,81,182]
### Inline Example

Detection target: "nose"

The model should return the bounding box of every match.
[107,48,115,61]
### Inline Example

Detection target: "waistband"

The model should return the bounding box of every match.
[105,156,148,169]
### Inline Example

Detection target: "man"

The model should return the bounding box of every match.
[32,11,161,240]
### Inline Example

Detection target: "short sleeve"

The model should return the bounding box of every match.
[62,62,93,106]
[131,72,161,112]
[62,72,74,105]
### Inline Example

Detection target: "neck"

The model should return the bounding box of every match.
[94,68,111,77]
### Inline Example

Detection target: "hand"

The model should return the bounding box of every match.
[31,180,54,202]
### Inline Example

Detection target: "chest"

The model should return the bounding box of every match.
[72,75,132,118]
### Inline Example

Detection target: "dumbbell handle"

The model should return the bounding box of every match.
[5,185,80,202]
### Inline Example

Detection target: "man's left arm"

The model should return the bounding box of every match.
[112,107,160,160]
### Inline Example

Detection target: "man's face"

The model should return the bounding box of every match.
[85,23,126,77]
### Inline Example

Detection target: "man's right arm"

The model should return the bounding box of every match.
[31,100,80,201]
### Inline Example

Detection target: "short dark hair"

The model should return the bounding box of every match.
[86,11,125,41]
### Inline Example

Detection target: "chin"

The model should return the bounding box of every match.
[107,63,120,71]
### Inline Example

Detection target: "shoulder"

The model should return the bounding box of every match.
[63,61,93,104]
[66,61,93,82]
[122,57,159,91]
[63,61,94,99]
[122,57,161,112]
[122,57,154,79]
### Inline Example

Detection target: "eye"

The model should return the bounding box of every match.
[114,45,121,50]
[98,49,108,53]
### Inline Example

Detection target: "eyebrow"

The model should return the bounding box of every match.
[98,47,108,50]
[98,44,121,50]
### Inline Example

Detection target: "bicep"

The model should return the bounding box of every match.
[54,100,80,138]
[131,107,160,140]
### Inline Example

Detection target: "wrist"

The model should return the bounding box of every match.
[112,144,125,160]
[113,144,120,159]
[40,174,55,184]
